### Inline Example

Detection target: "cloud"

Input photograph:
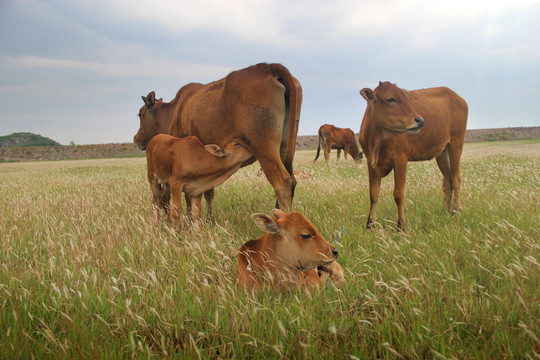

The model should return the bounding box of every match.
[0,55,233,81]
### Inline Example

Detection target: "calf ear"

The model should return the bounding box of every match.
[360,88,375,103]
[142,91,156,108]
[271,209,286,219]
[251,213,280,233]
[204,144,226,157]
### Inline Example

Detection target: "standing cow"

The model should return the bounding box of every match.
[134,63,302,214]
[358,82,468,230]
[314,124,363,163]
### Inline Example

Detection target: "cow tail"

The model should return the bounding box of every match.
[314,128,322,162]
[271,64,299,177]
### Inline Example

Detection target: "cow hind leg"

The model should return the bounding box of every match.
[436,147,453,213]
[150,181,163,222]
[336,148,341,162]
[259,155,294,212]
[160,183,171,217]
[448,141,464,214]
[169,178,184,229]
[189,195,202,232]
[204,189,215,220]
[324,146,331,164]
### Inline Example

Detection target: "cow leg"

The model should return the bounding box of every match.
[161,182,170,209]
[448,141,464,214]
[149,181,163,222]
[366,165,381,229]
[204,189,215,220]
[184,193,192,220]
[169,178,184,229]
[284,159,297,205]
[190,195,202,231]
[258,155,294,212]
[324,145,331,164]
[393,157,408,231]
[336,148,341,162]
[436,147,453,212]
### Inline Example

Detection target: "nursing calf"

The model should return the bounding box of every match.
[146,134,251,229]
[237,210,342,290]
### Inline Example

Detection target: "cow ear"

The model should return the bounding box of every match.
[271,209,286,220]
[251,213,280,233]
[360,88,375,103]
[204,144,226,157]
[143,91,156,108]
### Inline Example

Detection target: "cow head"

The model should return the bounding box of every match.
[359,82,424,167]
[133,91,170,150]
[360,82,424,136]
[251,209,338,271]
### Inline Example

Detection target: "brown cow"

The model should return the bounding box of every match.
[358,82,468,230]
[146,134,251,229]
[134,63,302,214]
[314,124,363,163]
[237,209,341,290]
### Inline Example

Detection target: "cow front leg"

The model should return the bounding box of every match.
[393,158,408,231]
[367,165,381,229]
[336,148,341,162]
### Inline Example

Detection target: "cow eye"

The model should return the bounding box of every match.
[387,98,397,103]
[301,234,312,239]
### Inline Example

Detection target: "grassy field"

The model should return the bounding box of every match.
[1,140,538,359]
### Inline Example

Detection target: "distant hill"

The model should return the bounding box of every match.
[0,132,61,147]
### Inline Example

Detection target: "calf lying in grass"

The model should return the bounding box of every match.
[238,209,344,290]
[146,134,251,229]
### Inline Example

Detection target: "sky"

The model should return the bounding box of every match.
[0,0,539,145]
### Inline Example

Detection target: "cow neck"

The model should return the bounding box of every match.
[360,111,384,170]
[261,234,301,275]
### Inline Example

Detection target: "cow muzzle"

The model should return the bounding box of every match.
[406,117,424,134]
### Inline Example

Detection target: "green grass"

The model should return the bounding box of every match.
[1,141,538,359]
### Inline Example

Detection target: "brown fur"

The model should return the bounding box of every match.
[237,210,341,290]
[134,63,303,214]
[359,82,468,230]
[146,134,251,229]
[314,124,363,163]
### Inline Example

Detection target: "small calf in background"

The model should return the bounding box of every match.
[238,209,343,290]
[146,134,251,229]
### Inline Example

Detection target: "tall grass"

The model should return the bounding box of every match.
[1,141,538,359]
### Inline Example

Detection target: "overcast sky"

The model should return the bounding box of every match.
[1,0,539,145]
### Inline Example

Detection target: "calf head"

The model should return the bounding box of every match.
[134,91,169,150]
[251,209,338,271]
[360,81,424,136]
[204,141,252,163]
